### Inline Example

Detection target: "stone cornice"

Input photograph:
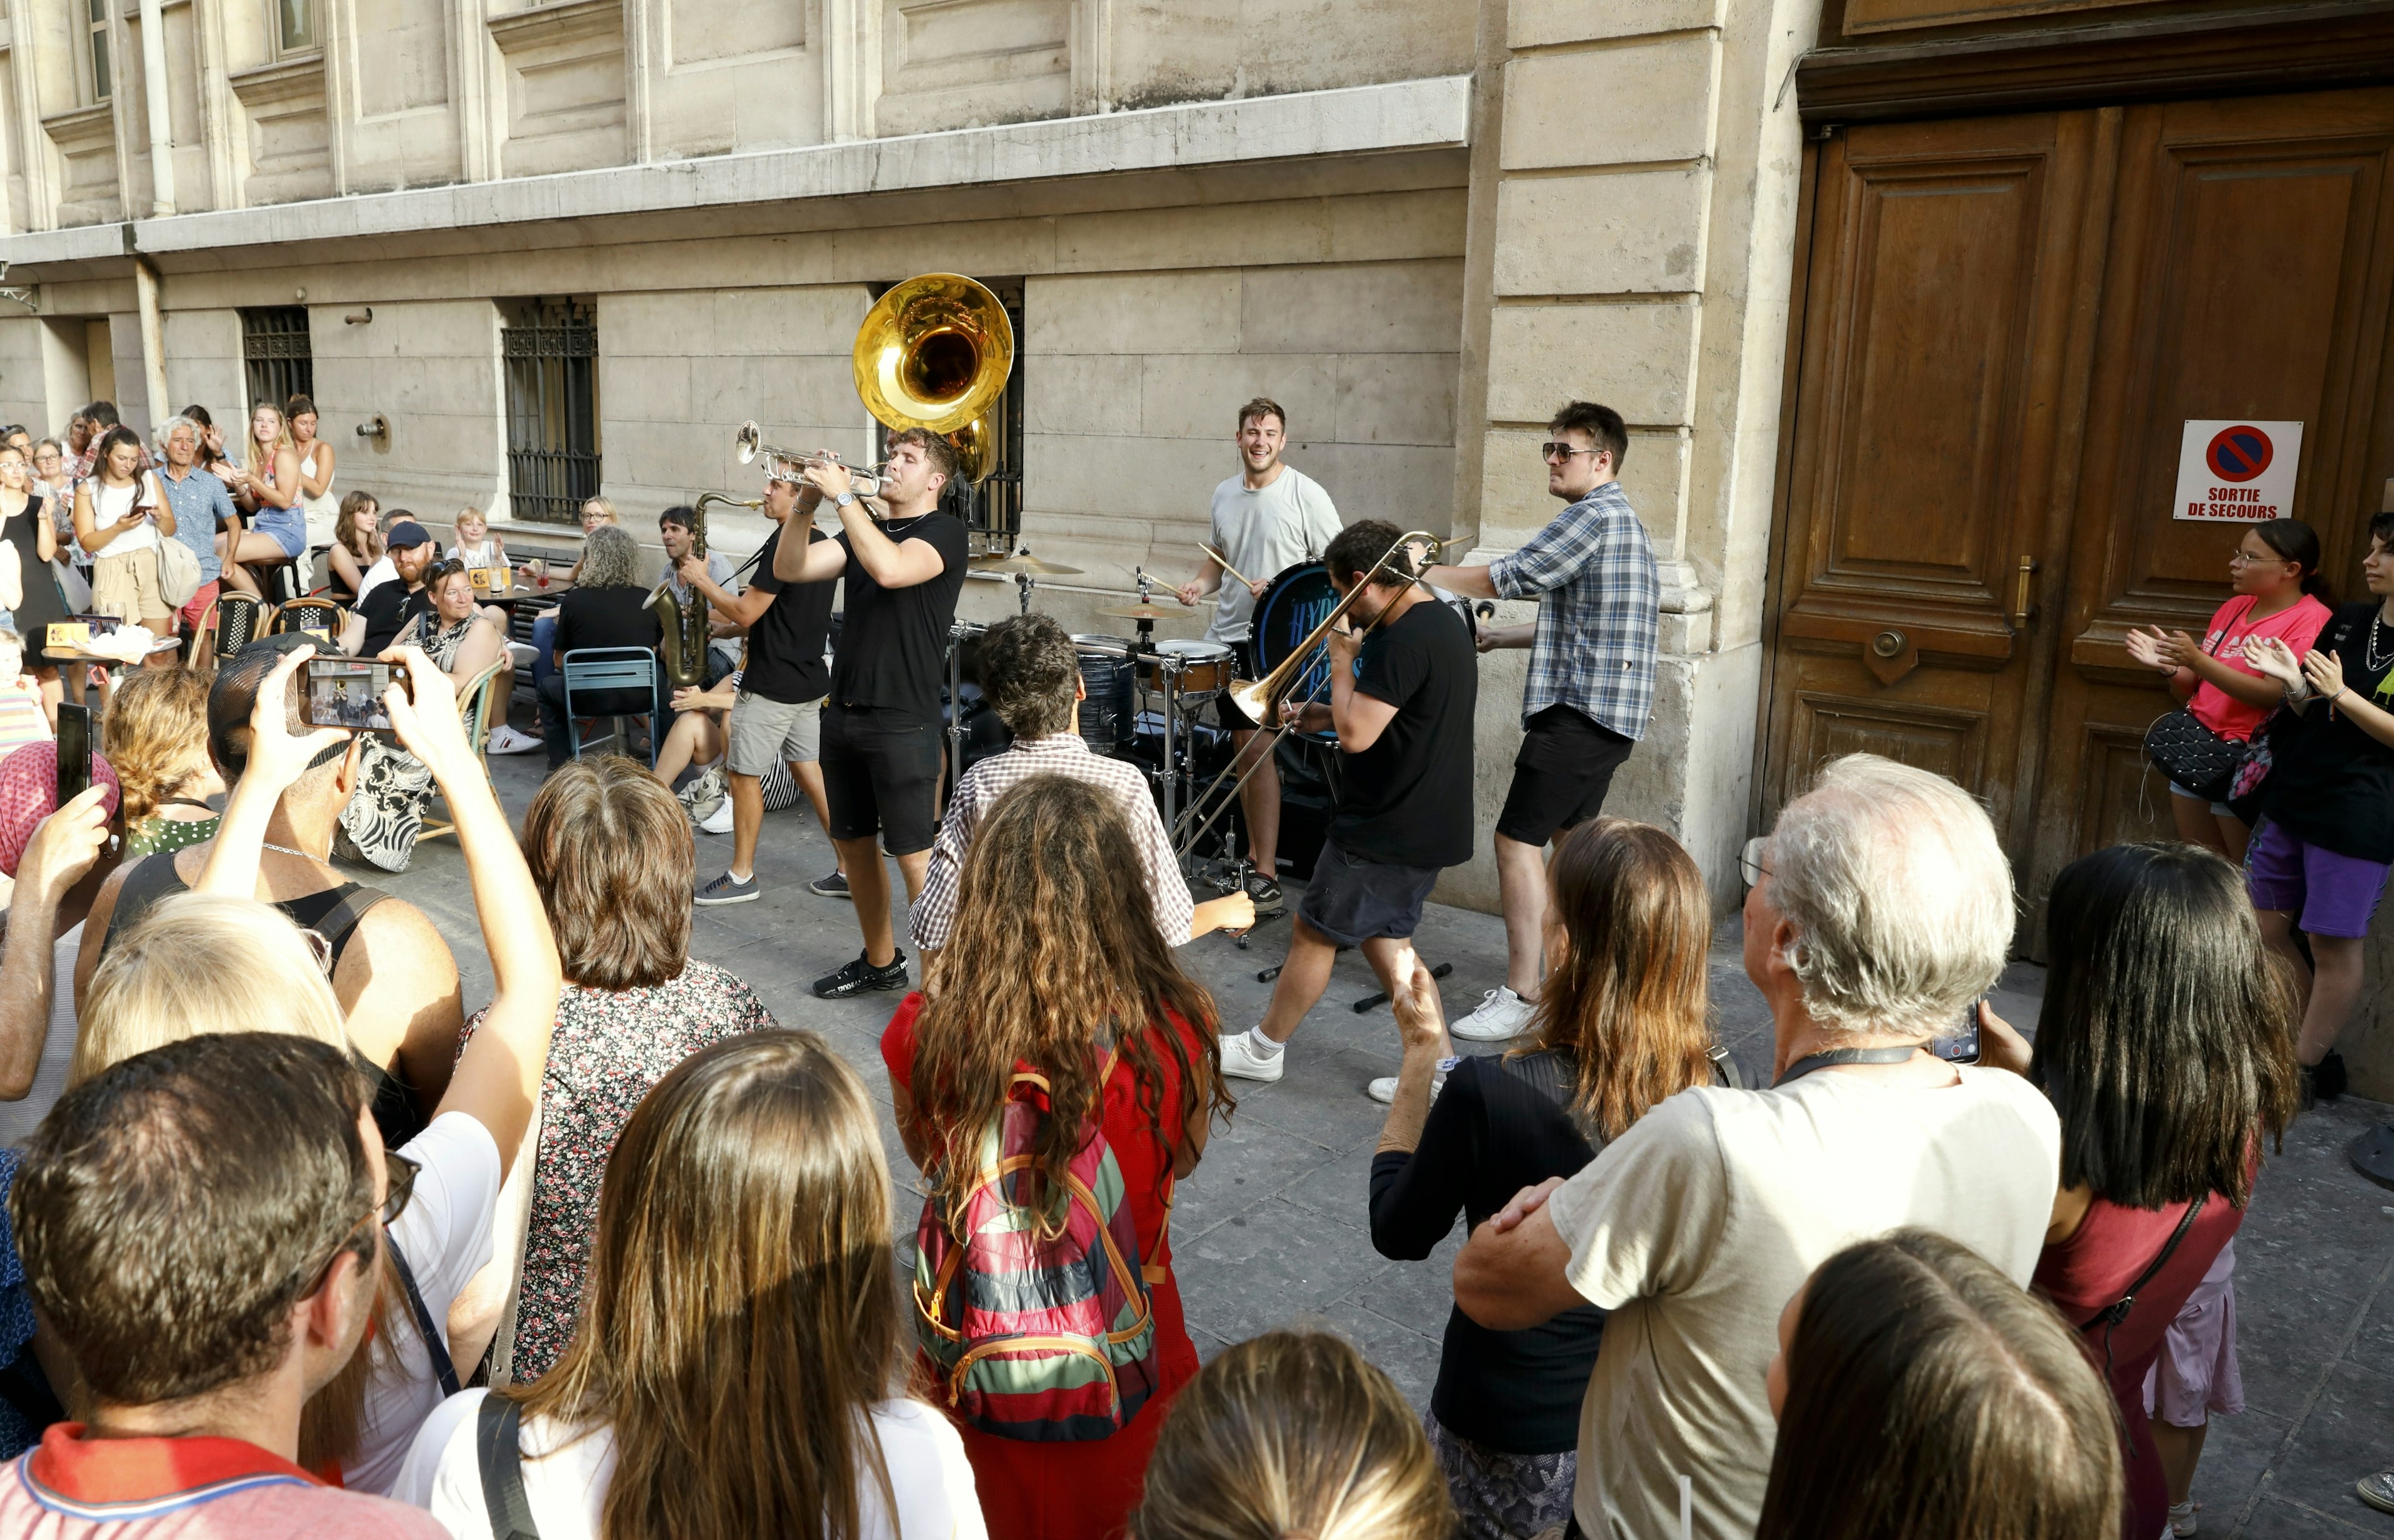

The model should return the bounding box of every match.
[0,74,1471,276]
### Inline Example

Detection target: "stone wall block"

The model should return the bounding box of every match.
[1326,188,1471,265]
[1296,441,1458,534]
[600,354,693,426]
[1509,0,1722,49]
[1485,301,1697,426]
[312,301,499,362]
[1026,431,1227,520]
[1056,200,1332,276]
[1334,352,1458,447]
[1476,426,1688,555]
[1026,272,1243,357]
[1024,355,1144,438]
[1137,355,1339,443]
[1238,260,1465,355]
[1499,35,1720,171]
[1493,168,1711,296]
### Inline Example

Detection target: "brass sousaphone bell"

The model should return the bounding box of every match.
[854,272,1012,481]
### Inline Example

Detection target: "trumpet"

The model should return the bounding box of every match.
[735,422,887,499]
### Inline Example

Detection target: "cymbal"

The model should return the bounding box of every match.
[970,552,1084,575]
[1098,603,1189,622]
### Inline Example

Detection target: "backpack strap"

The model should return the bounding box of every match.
[386,1229,459,1398]
[476,1393,540,1540]
[1707,1043,1748,1091]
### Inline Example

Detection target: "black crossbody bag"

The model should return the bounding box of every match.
[2077,1193,2207,1378]
[2143,599,2257,804]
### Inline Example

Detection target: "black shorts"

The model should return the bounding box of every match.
[1213,638,1267,732]
[820,705,943,855]
[1496,705,1635,847]
[1297,838,1441,948]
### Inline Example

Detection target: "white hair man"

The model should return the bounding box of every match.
[1451,754,2062,1540]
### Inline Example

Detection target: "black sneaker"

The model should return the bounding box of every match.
[1247,877,1285,917]
[810,870,852,899]
[2315,1050,2349,1103]
[814,949,909,999]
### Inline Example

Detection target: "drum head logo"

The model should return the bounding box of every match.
[2204,425,2274,483]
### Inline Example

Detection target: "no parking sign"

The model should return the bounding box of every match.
[2173,419,2302,521]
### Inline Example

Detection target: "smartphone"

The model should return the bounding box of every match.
[1933,999,1983,1064]
[302,658,410,733]
[55,703,90,805]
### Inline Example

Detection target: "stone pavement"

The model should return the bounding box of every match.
[383,716,2394,1538]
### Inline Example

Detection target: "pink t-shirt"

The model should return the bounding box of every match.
[0,1424,443,1539]
[2189,592,2333,742]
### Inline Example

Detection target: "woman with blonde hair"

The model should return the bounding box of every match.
[64,643,565,1494]
[400,1032,985,1539]
[1367,818,1734,1539]
[101,667,223,858]
[325,488,383,599]
[1132,1331,1452,1540]
[217,400,309,597]
[882,774,1229,1540]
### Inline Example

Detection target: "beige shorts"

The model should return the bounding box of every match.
[90,548,169,623]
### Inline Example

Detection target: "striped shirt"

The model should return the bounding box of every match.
[1488,479,1660,739]
[912,733,1194,951]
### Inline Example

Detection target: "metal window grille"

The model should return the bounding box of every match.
[874,280,1024,556]
[504,299,601,526]
[240,306,314,408]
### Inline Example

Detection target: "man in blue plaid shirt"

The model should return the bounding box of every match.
[1422,401,1658,1041]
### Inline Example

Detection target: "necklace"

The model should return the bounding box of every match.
[262,840,325,863]
[2368,614,2394,675]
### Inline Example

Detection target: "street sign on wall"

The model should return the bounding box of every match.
[2173,420,2302,522]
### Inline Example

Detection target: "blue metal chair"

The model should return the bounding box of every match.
[560,647,660,768]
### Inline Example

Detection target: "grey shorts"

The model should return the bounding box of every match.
[726,692,822,777]
[1298,837,1441,948]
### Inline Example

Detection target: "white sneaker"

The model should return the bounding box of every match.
[1450,986,1536,1042]
[486,724,544,756]
[1218,1030,1286,1084]
[696,799,734,834]
[1367,1059,1456,1105]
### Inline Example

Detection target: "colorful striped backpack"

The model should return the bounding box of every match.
[911,1051,1167,1441]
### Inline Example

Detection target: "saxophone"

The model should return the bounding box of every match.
[651,494,744,690]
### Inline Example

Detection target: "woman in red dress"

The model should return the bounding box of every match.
[882,774,1231,1540]
[1983,842,2298,1540]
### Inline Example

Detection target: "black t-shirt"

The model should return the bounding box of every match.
[830,511,968,721]
[741,526,835,705]
[1332,596,1477,869]
[553,583,663,658]
[355,581,431,657]
[2259,601,2394,862]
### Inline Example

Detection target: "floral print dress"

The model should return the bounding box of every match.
[465,959,776,1382]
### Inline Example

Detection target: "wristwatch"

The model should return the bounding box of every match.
[834,491,858,509]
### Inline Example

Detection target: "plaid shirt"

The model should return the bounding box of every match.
[911,733,1194,950]
[1488,480,1660,739]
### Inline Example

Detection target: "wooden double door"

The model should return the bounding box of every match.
[1761,85,2394,930]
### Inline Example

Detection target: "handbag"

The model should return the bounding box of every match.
[156,530,201,608]
[2142,598,2256,803]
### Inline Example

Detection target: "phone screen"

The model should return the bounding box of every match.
[1933,999,1983,1064]
[302,658,405,733]
[55,703,90,805]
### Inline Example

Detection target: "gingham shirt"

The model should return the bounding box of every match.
[1488,480,1660,739]
[911,733,1195,950]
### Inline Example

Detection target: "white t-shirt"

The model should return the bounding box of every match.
[88,474,162,557]
[396,1389,987,1540]
[356,554,398,602]
[1204,466,1342,643]
[1547,1066,2062,1540]
[0,923,80,1148]
[347,1111,502,1496]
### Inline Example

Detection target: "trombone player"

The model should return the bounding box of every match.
[768,430,970,1000]
[1214,519,1478,1101]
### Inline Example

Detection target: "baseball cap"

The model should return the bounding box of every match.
[385,519,434,549]
[0,740,122,877]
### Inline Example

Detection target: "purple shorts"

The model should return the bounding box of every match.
[2246,820,2392,939]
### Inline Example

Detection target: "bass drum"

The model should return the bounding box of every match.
[1248,561,1342,746]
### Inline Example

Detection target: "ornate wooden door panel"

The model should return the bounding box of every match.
[2028,87,2394,902]
[1762,112,2107,834]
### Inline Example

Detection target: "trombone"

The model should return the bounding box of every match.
[1173,529,1439,859]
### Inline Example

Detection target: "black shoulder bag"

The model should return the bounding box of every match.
[2142,599,2257,804]
[2078,1193,2208,1379]
[477,1393,541,1540]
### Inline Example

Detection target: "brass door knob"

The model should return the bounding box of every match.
[1871,629,1906,659]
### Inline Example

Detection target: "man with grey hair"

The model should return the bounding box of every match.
[1450,754,2061,1540]
[153,414,239,647]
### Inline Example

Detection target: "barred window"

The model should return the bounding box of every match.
[503,298,601,526]
[240,306,314,410]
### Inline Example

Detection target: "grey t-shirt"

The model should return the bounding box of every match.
[1204,466,1342,643]
[1547,1066,2062,1540]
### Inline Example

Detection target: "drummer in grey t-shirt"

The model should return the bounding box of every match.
[1175,395,1344,918]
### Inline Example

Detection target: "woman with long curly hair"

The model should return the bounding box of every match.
[1365,817,1732,1539]
[880,774,1230,1540]
[100,666,223,857]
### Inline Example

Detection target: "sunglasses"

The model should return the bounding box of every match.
[1541,443,1600,462]
[382,1148,420,1228]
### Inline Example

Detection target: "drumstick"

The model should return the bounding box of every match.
[1199,544,1255,589]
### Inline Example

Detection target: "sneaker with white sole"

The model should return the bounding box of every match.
[2360,1473,2394,1516]
[1450,986,1537,1042]
[1218,1030,1286,1083]
[693,870,760,905]
[696,799,734,835]
[486,723,544,756]
[1367,1057,1456,1105]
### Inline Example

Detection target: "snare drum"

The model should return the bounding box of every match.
[1070,633,1137,751]
[1141,638,1236,701]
